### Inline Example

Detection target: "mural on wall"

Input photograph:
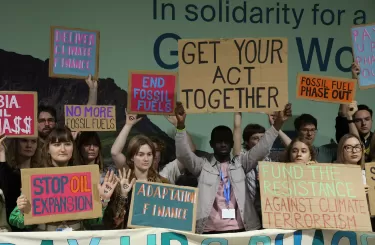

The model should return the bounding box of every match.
[0,49,184,167]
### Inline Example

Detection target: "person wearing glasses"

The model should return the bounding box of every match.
[37,75,98,147]
[278,114,337,163]
[336,63,373,162]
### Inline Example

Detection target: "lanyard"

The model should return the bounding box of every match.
[219,169,231,207]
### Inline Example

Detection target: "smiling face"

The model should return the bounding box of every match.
[132,144,153,172]
[289,141,311,164]
[342,137,362,165]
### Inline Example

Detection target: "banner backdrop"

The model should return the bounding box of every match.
[1,228,375,245]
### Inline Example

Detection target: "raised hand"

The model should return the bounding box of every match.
[275,103,292,122]
[85,74,98,89]
[125,109,142,126]
[71,131,81,141]
[98,170,118,201]
[346,101,358,119]
[0,134,6,152]
[174,102,186,129]
[118,168,136,197]
[16,194,30,214]
[351,62,360,79]
[268,112,276,126]
[165,115,178,127]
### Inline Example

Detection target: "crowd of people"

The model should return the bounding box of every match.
[0,63,373,233]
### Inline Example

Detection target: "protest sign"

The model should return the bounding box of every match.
[1,228,375,245]
[178,38,288,113]
[296,74,356,104]
[128,181,198,232]
[128,71,177,115]
[64,105,116,131]
[351,23,375,89]
[0,91,37,137]
[21,165,102,225]
[259,162,372,232]
[365,162,375,215]
[49,26,100,79]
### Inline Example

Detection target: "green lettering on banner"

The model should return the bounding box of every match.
[161,232,188,245]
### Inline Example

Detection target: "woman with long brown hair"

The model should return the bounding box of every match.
[76,131,104,171]
[0,134,41,231]
[9,127,118,231]
[104,135,169,229]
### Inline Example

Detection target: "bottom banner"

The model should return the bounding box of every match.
[0,228,375,245]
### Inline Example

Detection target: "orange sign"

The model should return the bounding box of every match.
[296,74,356,104]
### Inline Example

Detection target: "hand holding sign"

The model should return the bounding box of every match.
[118,168,136,197]
[351,62,360,79]
[85,74,98,89]
[0,133,6,152]
[98,170,118,201]
[346,101,358,118]
[165,115,178,127]
[174,102,186,130]
[16,194,30,214]
[273,103,292,131]
[125,109,142,126]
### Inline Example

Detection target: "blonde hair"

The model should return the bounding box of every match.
[336,134,364,167]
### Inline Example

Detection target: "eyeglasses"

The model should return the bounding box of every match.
[343,145,362,153]
[300,128,317,134]
[38,118,55,124]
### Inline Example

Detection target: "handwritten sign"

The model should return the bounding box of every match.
[351,23,375,89]
[128,71,177,115]
[128,181,198,232]
[365,162,375,215]
[21,165,102,225]
[49,26,100,79]
[177,38,288,113]
[0,91,37,137]
[64,105,116,131]
[259,162,371,232]
[296,74,356,104]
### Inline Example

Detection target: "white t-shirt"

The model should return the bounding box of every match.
[160,159,181,184]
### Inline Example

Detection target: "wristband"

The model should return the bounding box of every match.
[347,120,354,123]
[176,127,186,132]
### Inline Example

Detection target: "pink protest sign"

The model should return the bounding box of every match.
[128,70,177,115]
[21,165,102,225]
[31,172,93,216]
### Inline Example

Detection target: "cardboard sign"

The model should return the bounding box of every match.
[128,71,177,115]
[128,181,198,232]
[49,26,100,79]
[64,105,116,131]
[351,23,375,89]
[296,74,356,104]
[177,38,288,113]
[259,162,372,232]
[365,162,375,215]
[0,91,37,137]
[21,165,102,225]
